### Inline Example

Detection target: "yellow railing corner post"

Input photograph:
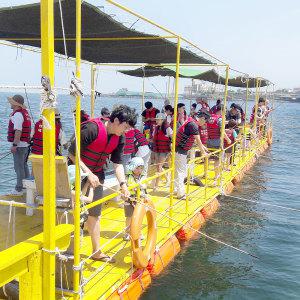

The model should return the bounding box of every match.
[40,0,56,298]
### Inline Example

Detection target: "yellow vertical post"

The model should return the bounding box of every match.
[73,0,82,299]
[204,156,208,199]
[169,36,181,232]
[40,0,56,298]
[141,76,145,113]
[242,79,249,159]
[90,64,96,118]
[219,65,230,187]
[253,78,260,130]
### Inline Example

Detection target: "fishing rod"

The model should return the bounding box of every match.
[225,195,300,212]
[23,83,35,125]
[0,152,11,161]
[93,181,258,259]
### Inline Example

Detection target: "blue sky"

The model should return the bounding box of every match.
[0,0,299,93]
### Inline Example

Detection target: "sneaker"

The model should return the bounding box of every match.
[123,233,130,241]
[9,189,23,196]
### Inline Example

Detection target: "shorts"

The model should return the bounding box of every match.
[82,177,103,217]
[124,199,136,217]
[207,139,221,159]
[207,139,221,149]
[153,152,169,160]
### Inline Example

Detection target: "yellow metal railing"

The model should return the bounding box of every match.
[0,224,73,299]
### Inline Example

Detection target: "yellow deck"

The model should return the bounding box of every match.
[0,139,267,299]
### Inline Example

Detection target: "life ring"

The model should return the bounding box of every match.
[130,199,157,269]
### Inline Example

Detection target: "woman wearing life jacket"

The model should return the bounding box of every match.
[175,111,208,199]
[123,116,150,176]
[224,120,238,170]
[151,113,173,190]
[31,109,67,156]
[68,105,136,262]
[141,101,160,138]
[7,94,32,195]
[206,104,232,183]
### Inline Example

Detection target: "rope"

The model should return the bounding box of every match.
[96,181,258,259]
[225,195,300,212]
[23,83,35,125]
[0,151,11,161]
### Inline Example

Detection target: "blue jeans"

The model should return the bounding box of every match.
[13,147,30,191]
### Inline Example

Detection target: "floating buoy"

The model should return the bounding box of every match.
[176,212,205,242]
[147,235,180,276]
[130,199,157,269]
[107,268,151,300]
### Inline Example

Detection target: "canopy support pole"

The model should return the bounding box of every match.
[40,0,56,298]
[73,0,82,299]
[169,36,181,232]
[243,79,249,158]
[90,64,96,118]
[220,65,230,186]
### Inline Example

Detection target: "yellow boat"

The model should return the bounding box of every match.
[0,1,274,299]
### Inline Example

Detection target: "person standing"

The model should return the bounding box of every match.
[141,101,160,138]
[7,95,31,195]
[31,109,67,156]
[151,113,173,190]
[175,111,208,199]
[68,105,136,262]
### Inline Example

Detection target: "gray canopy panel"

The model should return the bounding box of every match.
[0,0,212,64]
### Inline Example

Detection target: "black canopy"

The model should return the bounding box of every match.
[0,0,212,64]
[119,65,270,88]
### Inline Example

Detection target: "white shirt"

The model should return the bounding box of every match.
[10,112,28,147]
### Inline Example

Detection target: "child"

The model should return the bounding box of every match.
[224,120,238,170]
[123,157,147,241]
[68,165,94,207]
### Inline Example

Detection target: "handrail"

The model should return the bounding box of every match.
[0,224,73,288]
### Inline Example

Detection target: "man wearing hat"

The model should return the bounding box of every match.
[7,95,32,195]
[31,108,67,156]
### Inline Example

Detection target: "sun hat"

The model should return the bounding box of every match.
[127,157,144,172]
[7,94,27,109]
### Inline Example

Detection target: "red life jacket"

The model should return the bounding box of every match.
[224,128,235,148]
[199,125,208,145]
[250,106,255,123]
[144,108,157,127]
[176,117,196,151]
[124,129,135,155]
[210,105,219,115]
[134,129,148,147]
[31,119,62,155]
[152,124,171,153]
[81,118,120,173]
[7,108,31,143]
[207,114,221,140]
